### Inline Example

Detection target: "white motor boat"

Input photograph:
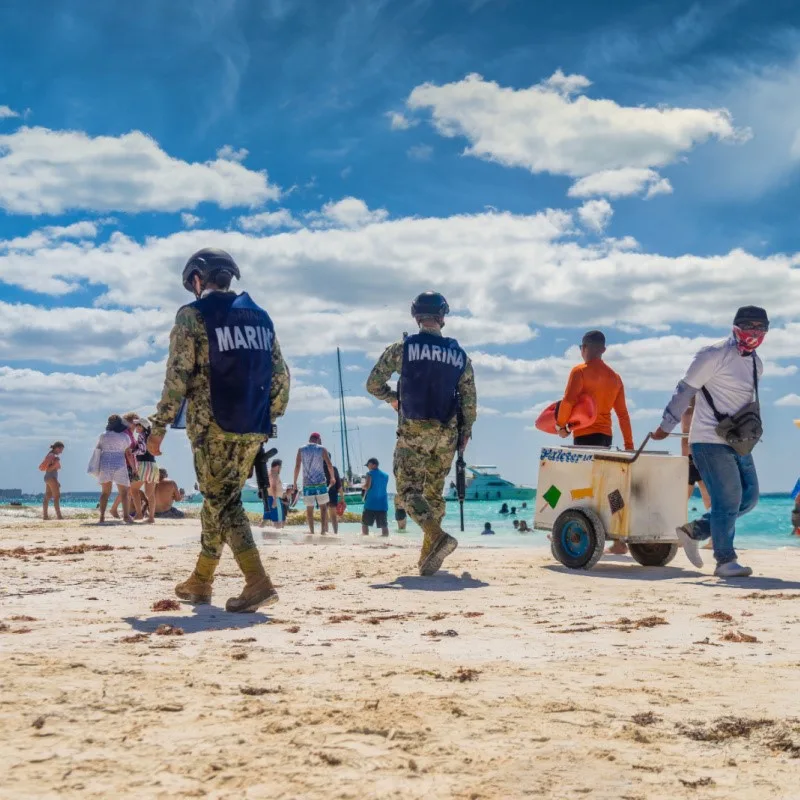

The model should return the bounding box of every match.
[445,465,534,502]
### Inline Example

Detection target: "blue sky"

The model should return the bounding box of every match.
[2,0,800,493]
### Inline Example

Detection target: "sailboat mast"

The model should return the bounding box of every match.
[337,347,353,483]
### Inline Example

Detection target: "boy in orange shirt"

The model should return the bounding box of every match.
[556,330,634,554]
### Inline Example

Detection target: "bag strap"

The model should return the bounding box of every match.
[701,354,760,421]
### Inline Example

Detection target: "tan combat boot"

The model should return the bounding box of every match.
[175,553,218,604]
[226,548,279,613]
[419,522,458,577]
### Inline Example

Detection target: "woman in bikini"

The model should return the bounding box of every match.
[40,441,65,520]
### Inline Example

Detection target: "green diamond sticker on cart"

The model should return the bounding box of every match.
[542,485,562,509]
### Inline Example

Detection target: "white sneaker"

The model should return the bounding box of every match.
[714,561,753,578]
[676,524,704,568]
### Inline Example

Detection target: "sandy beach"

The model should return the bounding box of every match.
[1,516,799,799]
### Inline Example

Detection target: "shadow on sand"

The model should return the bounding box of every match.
[370,571,489,592]
[542,562,703,582]
[123,604,272,634]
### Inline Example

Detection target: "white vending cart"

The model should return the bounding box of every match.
[533,439,687,569]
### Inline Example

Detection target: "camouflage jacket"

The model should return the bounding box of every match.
[150,292,290,444]
[366,329,477,437]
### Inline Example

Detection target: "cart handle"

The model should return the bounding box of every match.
[592,434,652,464]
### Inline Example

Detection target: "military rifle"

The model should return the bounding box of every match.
[455,397,466,532]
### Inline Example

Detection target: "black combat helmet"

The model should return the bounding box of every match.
[411,291,450,318]
[182,248,241,292]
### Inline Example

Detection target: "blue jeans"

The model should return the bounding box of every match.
[689,443,759,565]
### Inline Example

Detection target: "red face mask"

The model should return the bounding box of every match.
[733,325,767,354]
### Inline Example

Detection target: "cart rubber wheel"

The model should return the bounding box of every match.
[551,508,606,570]
[628,542,679,567]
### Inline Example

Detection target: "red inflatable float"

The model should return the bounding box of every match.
[535,394,597,435]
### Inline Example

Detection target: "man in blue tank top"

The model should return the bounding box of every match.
[367,292,478,575]
[149,248,290,613]
[293,433,336,535]
[361,458,390,537]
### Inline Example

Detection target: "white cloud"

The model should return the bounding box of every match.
[407,144,433,161]
[216,144,249,162]
[775,394,800,407]
[181,212,202,228]
[308,197,389,229]
[1,220,101,252]
[237,208,300,231]
[4,208,800,337]
[386,111,417,131]
[290,384,374,413]
[407,72,745,195]
[577,199,613,233]
[0,302,171,365]
[320,414,395,427]
[477,405,501,416]
[0,105,19,119]
[644,177,674,199]
[0,127,279,215]
[568,168,672,199]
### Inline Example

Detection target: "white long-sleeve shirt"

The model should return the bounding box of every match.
[660,337,762,446]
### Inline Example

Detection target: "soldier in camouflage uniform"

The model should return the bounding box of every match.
[149,248,290,612]
[367,292,477,575]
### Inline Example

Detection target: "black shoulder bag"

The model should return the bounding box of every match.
[701,357,762,456]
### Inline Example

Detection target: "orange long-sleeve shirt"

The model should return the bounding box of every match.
[556,359,634,450]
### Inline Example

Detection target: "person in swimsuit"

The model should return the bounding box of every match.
[262,459,289,529]
[130,418,158,524]
[40,441,65,520]
[110,411,142,519]
[293,433,336,535]
[154,469,186,518]
[324,458,342,534]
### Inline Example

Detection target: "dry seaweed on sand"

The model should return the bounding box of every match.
[240,686,282,696]
[721,631,760,643]
[449,667,480,682]
[151,599,181,612]
[423,629,459,638]
[699,611,733,622]
[678,716,773,742]
[316,583,336,591]
[119,633,150,643]
[631,711,660,726]
[679,777,714,788]
[154,624,184,636]
[0,544,116,559]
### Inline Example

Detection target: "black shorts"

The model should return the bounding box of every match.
[395,508,407,521]
[362,509,388,528]
[329,491,339,506]
[688,456,702,486]
[573,433,612,447]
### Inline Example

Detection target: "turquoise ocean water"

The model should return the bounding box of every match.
[13,492,800,551]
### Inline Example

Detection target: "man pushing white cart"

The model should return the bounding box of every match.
[534,436,689,569]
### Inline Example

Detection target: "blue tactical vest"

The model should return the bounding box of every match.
[189,291,275,435]
[399,332,466,423]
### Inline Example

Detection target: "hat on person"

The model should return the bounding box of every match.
[309,432,322,443]
[136,417,152,431]
[365,458,379,467]
[733,306,769,329]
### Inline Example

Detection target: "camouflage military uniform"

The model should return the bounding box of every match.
[367,327,477,561]
[151,296,290,561]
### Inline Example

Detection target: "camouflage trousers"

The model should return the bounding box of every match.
[393,420,458,530]
[193,428,264,561]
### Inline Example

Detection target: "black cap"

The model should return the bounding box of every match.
[734,306,769,328]
[581,330,606,347]
[365,458,379,467]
